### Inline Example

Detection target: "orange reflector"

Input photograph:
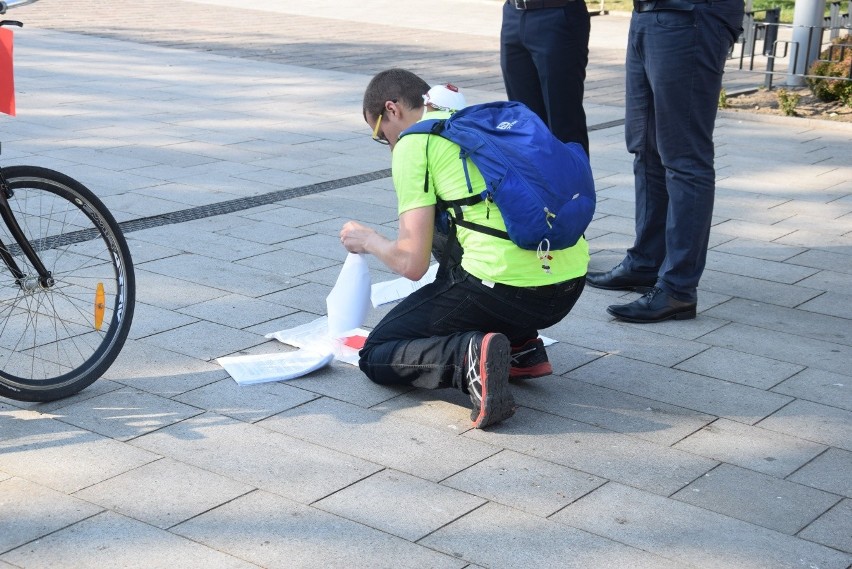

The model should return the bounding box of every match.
[94,282,105,330]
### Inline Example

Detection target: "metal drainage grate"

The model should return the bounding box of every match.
[118,168,392,234]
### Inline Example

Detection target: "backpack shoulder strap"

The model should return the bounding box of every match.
[399,118,446,137]
[401,116,511,241]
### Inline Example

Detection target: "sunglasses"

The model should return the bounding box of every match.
[371,112,389,145]
[371,99,398,145]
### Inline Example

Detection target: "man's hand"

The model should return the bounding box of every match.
[340,221,377,254]
[339,206,435,280]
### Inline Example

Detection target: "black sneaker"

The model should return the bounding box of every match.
[465,332,515,429]
[509,337,552,380]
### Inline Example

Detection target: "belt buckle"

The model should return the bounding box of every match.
[513,0,528,9]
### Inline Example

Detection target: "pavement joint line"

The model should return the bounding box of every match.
[116,119,627,236]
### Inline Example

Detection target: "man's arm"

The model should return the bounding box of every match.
[340,205,435,281]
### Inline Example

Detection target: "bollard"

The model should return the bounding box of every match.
[787,0,827,86]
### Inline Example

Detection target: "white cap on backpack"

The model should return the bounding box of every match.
[423,83,467,112]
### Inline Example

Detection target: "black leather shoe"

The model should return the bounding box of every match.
[586,263,657,292]
[607,287,697,323]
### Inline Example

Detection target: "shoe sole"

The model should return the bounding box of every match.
[586,282,655,293]
[472,333,515,429]
[509,362,553,381]
[606,307,697,323]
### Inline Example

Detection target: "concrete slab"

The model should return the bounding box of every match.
[176,293,297,329]
[103,339,228,397]
[674,346,803,390]
[141,320,267,361]
[704,298,852,347]
[757,399,852,451]
[465,407,716,496]
[788,249,852,275]
[698,269,822,308]
[172,490,466,569]
[787,448,852,498]
[771,368,852,411]
[282,359,411,408]
[1,511,259,569]
[141,252,298,298]
[314,469,485,541]
[173,378,319,424]
[0,477,102,554]
[671,464,840,534]
[127,302,199,340]
[700,323,852,377]
[553,482,852,569]
[131,412,382,504]
[370,388,482,433]
[797,291,852,320]
[704,250,819,284]
[259,397,500,482]
[133,268,230,311]
[72,458,255,529]
[512,376,716,446]
[442,450,606,518]
[673,418,826,478]
[0,412,159,493]
[53,388,203,442]
[546,315,706,367]
[234,247,339,280]
[568,354,793,424]
[798,499,852,553]
[420,501,687,569]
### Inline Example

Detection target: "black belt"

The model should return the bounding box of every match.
[475,275,584,299]
[510,0,575,9]
[634,0,707,11]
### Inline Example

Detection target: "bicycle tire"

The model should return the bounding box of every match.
[0,165,135,402]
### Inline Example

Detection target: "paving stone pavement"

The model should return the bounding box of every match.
[1,1,851,568]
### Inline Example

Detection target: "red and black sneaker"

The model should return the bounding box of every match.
[465,332,515,429]
[509,337,552,380]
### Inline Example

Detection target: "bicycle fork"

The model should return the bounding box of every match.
[0,168,54,291]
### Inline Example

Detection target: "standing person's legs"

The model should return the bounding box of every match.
[520,2,591,154]
[623,13,668,277]
[500,3,546,119]
[643,4,742,302]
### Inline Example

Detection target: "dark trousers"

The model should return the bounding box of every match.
[359,262,585,390]
[500,0,591,155]
[623,0,743,302]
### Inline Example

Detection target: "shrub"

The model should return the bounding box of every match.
[807,34,852,106]
[718,88,729,109]
[776,88,800,116]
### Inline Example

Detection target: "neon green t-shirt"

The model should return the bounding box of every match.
[392,111,589,287]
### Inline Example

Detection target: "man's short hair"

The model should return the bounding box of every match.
[363,69,430,120]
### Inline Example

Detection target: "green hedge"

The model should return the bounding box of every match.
[807,35,852,106]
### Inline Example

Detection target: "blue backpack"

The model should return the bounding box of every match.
[399,101,595,254]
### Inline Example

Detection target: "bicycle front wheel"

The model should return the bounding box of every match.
[0,166,135,402]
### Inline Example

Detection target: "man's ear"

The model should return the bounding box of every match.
[385,99,400,118]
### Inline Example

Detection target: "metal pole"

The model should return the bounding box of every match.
[787,0,827,85]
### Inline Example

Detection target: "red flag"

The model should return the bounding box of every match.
[0,27,15,116]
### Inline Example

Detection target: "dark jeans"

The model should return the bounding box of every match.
[622,0,744,302]
[500,0,591,155]
[359,263,585,390]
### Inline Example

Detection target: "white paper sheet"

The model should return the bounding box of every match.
[370,263,438,307]
[327,253,372,338]
[218,350,334,385]
[264,316,368,366]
